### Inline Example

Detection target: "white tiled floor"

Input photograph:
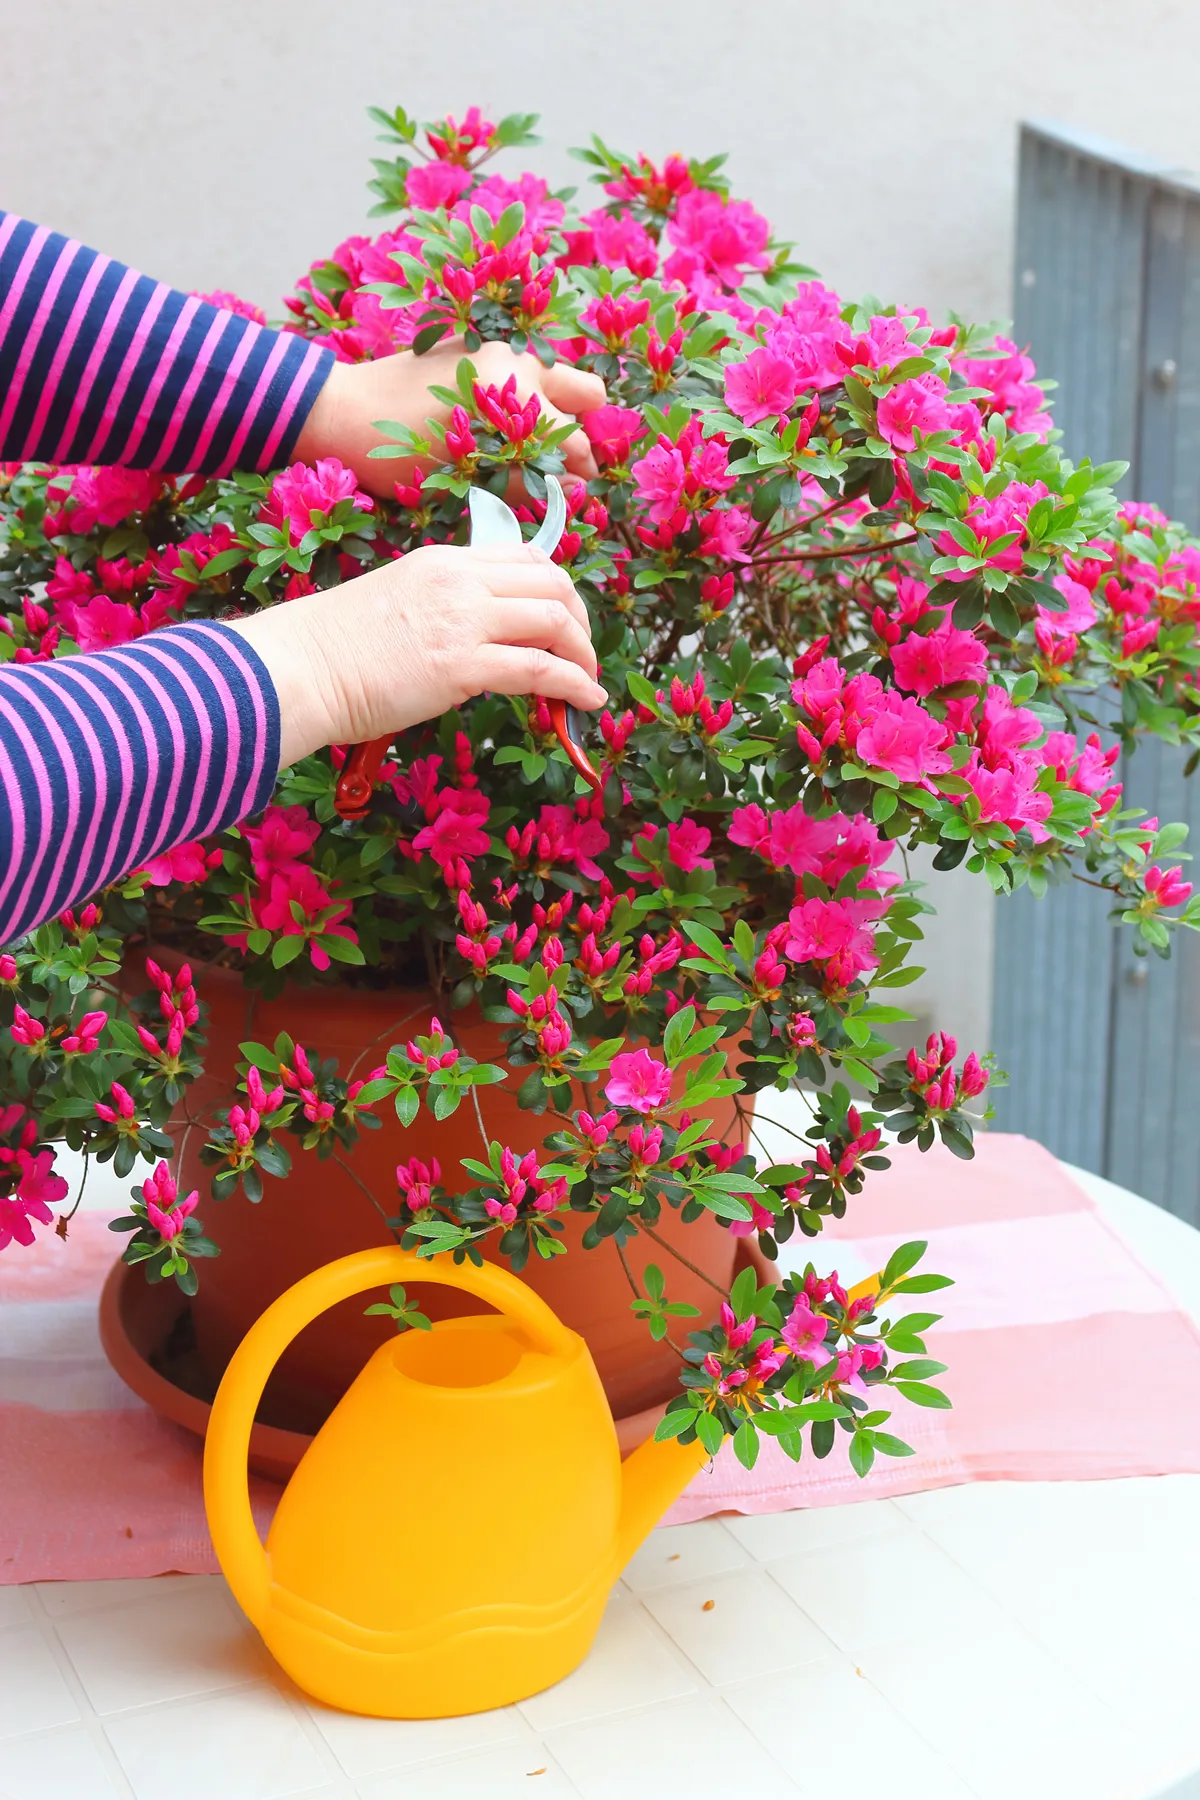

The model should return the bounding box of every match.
[4,1479,1200,1800]
[3,1168,1200,1798]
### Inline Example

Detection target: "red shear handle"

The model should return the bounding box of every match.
[335,702,601,820]
[334,735,393,820]
[548,699,603,793]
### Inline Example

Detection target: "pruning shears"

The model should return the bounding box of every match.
[333,474,602,822]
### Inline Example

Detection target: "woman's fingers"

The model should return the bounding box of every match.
[541,361,608,417]
[539,359,608,479]
[469,553,591,631]
[481,595,599,681]
[471,643,608,711]
[529,392,598,478]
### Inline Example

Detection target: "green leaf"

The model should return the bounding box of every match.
[394,1086,420,1128]
[728,1262,758,1322]
[881,1240,927,1290]
[626,670,660,712]
[848,1431,875,1477]
[654,1405,698,1442]
[733,1419,760,1469]
[950,580,986,630]
[890,1358,948,1380]
[988,589,1022,640]
[318,933,366,966]
[662,1003,696,1066]
[695,1410,724,1457]
[892,1272,954,1292]
[894,1380,953,1409]
[871,1432,915,1458]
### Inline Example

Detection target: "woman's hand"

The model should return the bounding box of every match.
[293,339,607,495]
[228,543,606,770]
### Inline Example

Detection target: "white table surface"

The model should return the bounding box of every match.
[2,1153,1199,1800]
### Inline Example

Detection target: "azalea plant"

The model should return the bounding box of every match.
[3,100,1200,1477]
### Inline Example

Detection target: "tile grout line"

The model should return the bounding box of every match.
[889,1499,1150,1744]
[18,1579,138,1799]
[751,1529,994,1798]
[616,1568,812,1797]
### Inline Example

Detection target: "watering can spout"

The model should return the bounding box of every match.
[616,1430,709,1569]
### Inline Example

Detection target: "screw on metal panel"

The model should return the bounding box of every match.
[1127,961,1149,986]
[1154,359,1178,389]
[1021,268,1037,288]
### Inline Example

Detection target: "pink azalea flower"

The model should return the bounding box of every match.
[582,405,646,468]
[192,289,267,325]
[406,161,472,210]
[780,1295,830,1364]
[141,1160,199,1241]
[727,803,771,857]
[784,898,879,978]
[583,209,659,279]
[697,504,754,563]
[265,458,374,547]
[254,865,334,933]
[631,440,686,523]
[666,819,714,872]
[1037,575,1098,639]
[854,692,953,783]
[17,1148,69,1212]
[45,555,95,613]
[765,319,848,393]
[724,349,801,426]
[953,337,1052,437]
[664,188,770,289]
[243,805,321,881]
[49,467,164,536]
[463,172,565,233]
[0,1148,69,1247]
[977,685,1042,761]
[68,595,143,652]
[412,789,492,869]
[875,374,953,451]
[605,1048,672,1113]
[524,804,610,881]
[891,621,988,696]
[962,752,1053,841]
[727,1196,776,1238]
[137,840,219,888]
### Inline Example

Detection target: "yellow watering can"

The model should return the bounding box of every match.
[203,1246,709,1718]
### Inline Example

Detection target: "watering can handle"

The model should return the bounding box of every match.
[203,1245,574,1628]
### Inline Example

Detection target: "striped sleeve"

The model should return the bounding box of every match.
[0,622,280,946]
[0,209,333,474]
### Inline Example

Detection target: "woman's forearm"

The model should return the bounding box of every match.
[0,209,332,473]
[0,622,279,945]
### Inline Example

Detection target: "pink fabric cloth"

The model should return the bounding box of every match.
[3,1135,1200,1581]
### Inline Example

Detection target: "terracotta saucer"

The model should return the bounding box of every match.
[98,1257,669,1484]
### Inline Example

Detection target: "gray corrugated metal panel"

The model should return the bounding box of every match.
[1013,127,1148,491]
[1021,119,1186,181]
[1106,738,1200,1224]
[1137,188,1200,531]
[1022,117,1200,203]
[989,877,1116,1171]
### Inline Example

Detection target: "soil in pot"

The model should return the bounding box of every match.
[122,949,754,1436]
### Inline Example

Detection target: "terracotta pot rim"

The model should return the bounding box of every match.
[99,1254,669,1482]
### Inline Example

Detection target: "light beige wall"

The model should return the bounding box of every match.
[4,0,1192,1053]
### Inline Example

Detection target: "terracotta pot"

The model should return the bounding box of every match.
[97,1238,765,1482]
[115,949,753,1441]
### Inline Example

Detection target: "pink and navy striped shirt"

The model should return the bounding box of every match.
[0,209,332,470]
[0,624,280,945]
[0,211,333,944]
